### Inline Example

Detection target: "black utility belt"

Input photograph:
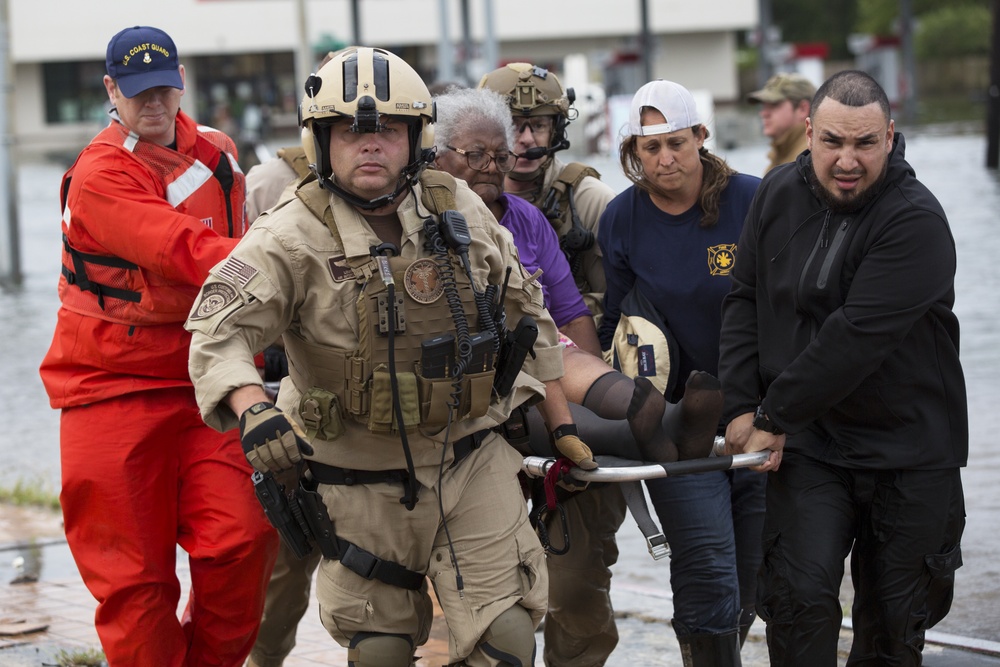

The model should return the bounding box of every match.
[309,428,490,487]
[310,463,409,486]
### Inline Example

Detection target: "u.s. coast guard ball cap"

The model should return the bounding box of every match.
[627,80,700,136]
[106,26,183,98]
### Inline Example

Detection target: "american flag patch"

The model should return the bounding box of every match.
[218,257,258,287]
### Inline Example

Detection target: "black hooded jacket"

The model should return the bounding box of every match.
[719,133,967,469]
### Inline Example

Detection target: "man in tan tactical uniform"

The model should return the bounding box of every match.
[479,63,614,324]
[479,64,625,667]
[187,47,596,667]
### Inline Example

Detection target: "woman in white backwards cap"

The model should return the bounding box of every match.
[596,80,765,666]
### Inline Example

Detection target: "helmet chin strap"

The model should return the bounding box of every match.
[318,173,407,211]
[316,151,432,211]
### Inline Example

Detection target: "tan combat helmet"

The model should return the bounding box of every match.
[300,46,436,209]
[478,63,577,157]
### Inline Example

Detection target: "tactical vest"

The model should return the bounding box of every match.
[539,162,601,286]
[539,163,600,226]
[283,171,496,439]
[59,119,246,325]
[277,146,312,180]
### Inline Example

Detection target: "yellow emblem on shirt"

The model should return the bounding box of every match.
[708,243,737,276]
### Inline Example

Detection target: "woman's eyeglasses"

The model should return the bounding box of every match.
[446,146,518,173]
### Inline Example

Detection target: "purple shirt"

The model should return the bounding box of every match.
[498,193,591,328]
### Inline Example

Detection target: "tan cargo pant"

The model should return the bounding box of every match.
[540,483,628,666]
[247,542,322,667]
[315,436,548,665]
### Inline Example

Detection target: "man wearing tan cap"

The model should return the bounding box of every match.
[747,72,817,174]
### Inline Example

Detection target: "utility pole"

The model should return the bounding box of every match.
[988,0,1000,168]
[482,0,498,75]
[351,0,361,45]
[437,0,455,84]
[639,0,653,84]
[899,0,918,125]
[757,0,774,85]
[459,0,473,85]
[0,0,20,289]
[294,0,312,95]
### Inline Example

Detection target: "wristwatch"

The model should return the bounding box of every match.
[752,405,783,435]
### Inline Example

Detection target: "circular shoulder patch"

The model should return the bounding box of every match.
[192,282,239,319]
[404,258,444,304]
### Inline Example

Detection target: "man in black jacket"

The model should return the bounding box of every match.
[719,70,966,666]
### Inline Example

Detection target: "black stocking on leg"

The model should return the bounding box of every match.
[627,371,723,462]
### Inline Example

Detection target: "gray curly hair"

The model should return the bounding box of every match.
[432,87,516,154]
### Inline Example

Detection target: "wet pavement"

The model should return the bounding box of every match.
[2,504,999,665]
[2,124,1000,664]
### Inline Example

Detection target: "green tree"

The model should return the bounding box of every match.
[857,0,988,36]
[771,0,859,59]
[915,5,992,58]
[768,0,990,60]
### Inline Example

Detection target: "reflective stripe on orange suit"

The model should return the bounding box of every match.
[39,110,277,667]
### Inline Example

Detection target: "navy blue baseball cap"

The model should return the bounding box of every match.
[105,26,183,98]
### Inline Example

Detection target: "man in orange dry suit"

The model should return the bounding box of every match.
[39,25,277,667]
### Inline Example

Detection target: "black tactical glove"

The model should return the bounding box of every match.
[239,402,314,474]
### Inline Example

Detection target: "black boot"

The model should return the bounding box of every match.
[677,629,742,667]
[738,606,757,647]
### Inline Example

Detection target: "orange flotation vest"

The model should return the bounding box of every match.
[59,114,247,325]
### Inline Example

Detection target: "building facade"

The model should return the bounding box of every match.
[8,0,757,157]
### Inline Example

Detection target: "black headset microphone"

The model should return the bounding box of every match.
[518,140,569,162]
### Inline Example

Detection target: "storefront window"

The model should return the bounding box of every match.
[194,53,296,132]
[192,51,297,169]
[43,61,110,124]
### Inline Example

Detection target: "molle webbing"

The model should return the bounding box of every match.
[543,162,600,221]
[418,168,458,213]
[287,173,486,432]
[555,162,600,191]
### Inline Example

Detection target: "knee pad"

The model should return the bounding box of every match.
[347,632,413,667]
[479,605,536,667]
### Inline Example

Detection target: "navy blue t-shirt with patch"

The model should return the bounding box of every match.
[597,173,760,401]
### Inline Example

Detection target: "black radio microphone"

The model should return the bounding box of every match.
[520,146,549,161]
[518,138,570,162]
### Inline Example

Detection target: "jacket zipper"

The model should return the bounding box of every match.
[816,218,851,289]
[797,210,830,298]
